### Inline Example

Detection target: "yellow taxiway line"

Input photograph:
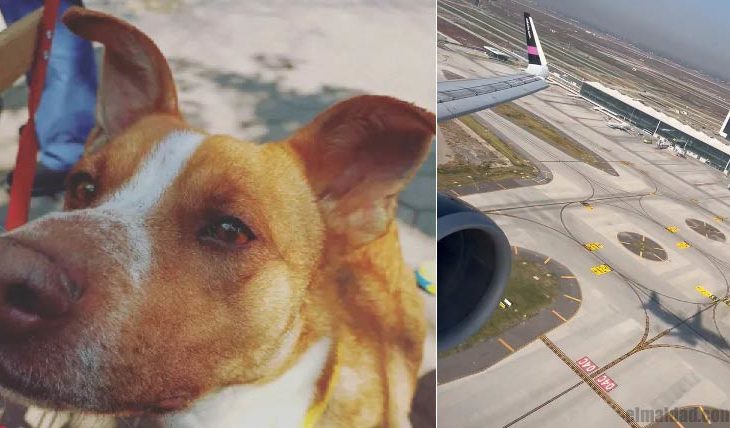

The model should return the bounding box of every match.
[551,310,567,322]
[497,338,515,353]
[563,294,581,303]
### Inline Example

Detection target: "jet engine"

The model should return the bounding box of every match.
[437,193,511,351]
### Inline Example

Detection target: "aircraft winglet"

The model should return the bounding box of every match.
[524,12,549,78]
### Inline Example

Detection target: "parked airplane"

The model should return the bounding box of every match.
[656,136,671,149]
[437,12,549,122]
[607,120,631,132]
[670,145,686,157]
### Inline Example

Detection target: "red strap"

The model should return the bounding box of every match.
[5,0,62,230]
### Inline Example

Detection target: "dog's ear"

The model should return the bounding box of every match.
[289,95,434,246]
[63,7,179,148]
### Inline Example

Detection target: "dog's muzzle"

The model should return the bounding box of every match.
[0,237,84,342]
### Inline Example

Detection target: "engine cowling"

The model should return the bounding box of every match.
[437,193,511,351]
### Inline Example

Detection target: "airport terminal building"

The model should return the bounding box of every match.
[580,81,730,171]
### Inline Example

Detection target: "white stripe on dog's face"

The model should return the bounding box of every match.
[0,131,207,403]
[94,131,206,286]
[10,131,206,289]
[100,131,205,213]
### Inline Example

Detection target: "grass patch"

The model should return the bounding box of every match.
[438,165,535,189]
[438,115,538,189]
[460,116,523,166]
[439,256,561,358]
[493,103,617,175]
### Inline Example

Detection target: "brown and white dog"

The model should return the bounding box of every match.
[0,7,434,427]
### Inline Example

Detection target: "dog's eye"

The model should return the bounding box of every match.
[68,172,97,205]
[199,216,255,248]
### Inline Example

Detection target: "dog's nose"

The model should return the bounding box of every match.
[0,238,82,341]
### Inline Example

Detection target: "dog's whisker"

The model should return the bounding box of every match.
[118,416,134,428]
[36,409,48,428]
[22,364,33,392]
[47,410,59,428]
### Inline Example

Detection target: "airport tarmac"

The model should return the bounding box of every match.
[438,41,730,427]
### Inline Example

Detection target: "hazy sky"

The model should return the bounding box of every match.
[533,0,730,81]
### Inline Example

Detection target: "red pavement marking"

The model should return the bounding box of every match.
[576,356,598,374]
[594,373,618,393]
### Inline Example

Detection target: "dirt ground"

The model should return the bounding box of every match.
[439,119,512,169]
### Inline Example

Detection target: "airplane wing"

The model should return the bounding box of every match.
[438,12,549,122]
[437,74,548,121]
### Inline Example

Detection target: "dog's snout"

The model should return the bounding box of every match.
[0,238,83,341]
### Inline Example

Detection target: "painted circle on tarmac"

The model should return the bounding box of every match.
[617,232,668,261]
[686,218,726,242]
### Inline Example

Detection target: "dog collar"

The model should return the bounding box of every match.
[302,341,342,428]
